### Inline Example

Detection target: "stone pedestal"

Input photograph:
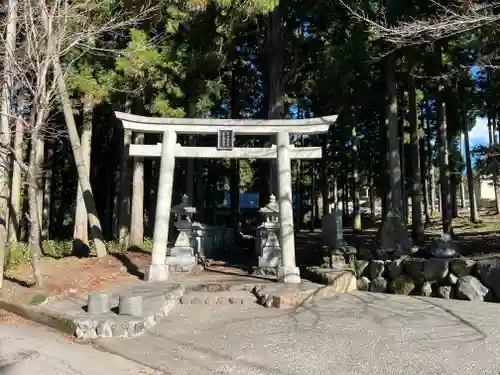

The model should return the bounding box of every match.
[166,195,197,271]
[278,266,301,284]
[87,292,110,314]
[144,264,169,281]
[119,295,143,316]
[322,210,345,248]
[258,222,281,268]
[257,195,282,269]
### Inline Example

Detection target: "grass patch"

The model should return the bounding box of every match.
[5,237,153,270]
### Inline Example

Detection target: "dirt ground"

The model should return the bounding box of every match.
[1,250,153,309]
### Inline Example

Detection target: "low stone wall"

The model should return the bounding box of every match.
[356,256,500,302]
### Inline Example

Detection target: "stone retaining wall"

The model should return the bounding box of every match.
[355,256,500,302]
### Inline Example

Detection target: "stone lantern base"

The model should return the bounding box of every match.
[166,230,196,271]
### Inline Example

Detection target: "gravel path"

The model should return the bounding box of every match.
[0,317,162,374]
[99,292,500,375]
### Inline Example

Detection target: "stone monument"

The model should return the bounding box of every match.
[257,194,282,269]
[322,210,345,248]
[166,194,197,271]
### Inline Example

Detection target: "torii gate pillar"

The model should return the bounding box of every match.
[276,132,300,283]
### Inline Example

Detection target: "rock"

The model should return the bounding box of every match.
[447,273,458,285]
[375,248,390,261]
[438,285,453,299]
[357,248,374,261]
[422,258,449,282]
[191,264,205,274]
[325,271,358,293]
[420,281,433,297]
[476,259,500,299]
[403,258,425,279]
[388,259,403,280]
[450,258,476,278]
[368,260,385,280]
[75,319,98,339]
[456,276,489,301]
[204,295,217,305]
[343,246,358,256]
[355,260,369,277]
[125,319,147,337]
[370,277,388,293]
[96,321,114,338]
[392,275,415,295]
[216,297,229,305]
[357,276,370,291]
[110,321,128,337]
[330,253,346,267]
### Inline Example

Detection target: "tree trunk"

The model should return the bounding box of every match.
[369,156,376,217]
[36,140,44,233]
[130,132,145,247]
[489,115,500,214]
[295,136,302,230]
[27,132,43,286]
[52,58,106,257]
[464,117,479,222]
[426,108,436,217]
[352,126,361,231]
[74,99,93,250]
[118,128,132,244]
[459,132,466,209]
[385,54,404,217]
[42,141,54,239]
[398,87,408,225]
[321,137,330,216]
[9,107,25,243]
[408,69,424,240]
[435,45,452,233]
[265,3,284,198]
[0,0,17,287]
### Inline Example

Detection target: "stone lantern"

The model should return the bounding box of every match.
[256,194,281,269]
[166,194,197,271]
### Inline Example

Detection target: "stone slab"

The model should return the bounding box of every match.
[254,281,352,309]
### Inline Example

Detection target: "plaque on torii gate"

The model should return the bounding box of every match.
[115,111,337,283]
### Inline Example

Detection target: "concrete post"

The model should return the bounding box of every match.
[276,132,301,283]
[145,130,177,281]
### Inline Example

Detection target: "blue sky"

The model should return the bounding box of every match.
[469,117,489,146]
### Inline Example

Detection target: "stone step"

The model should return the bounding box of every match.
[179,291,257,306]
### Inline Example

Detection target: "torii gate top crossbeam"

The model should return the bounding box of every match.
[115,111,336,135]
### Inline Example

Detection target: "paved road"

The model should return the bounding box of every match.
[0,323,161,374]
[100,292,500,375]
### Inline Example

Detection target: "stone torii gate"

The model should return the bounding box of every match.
[115,112,336,283]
